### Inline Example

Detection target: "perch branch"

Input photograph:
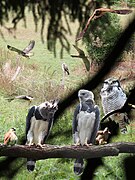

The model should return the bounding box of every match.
[0,142,135,160]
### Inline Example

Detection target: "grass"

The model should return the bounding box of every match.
[0,7,135,180]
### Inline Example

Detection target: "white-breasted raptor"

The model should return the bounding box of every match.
[72,89,100,176]
[25,99,59,172]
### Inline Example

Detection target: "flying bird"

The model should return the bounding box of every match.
[73,89,100,176]
[6,95,34,103]
[61,63,70,75]
[100,77,129,134]
[7,40,35,58]
[71,45,90,71]
[76,8,132,41]
[4,128,18,146]
[96,127,111,145]
[26,99,59,172]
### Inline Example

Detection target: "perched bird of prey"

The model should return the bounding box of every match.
[71,45,90,71]
[61,63,70,75]
[7,40,35,58]
[96,127,111,145]
[26,99,59,172]
[76,8,132,41]
[100,77,129,134]
[4,128,18,146]
[73,89,100,176]
[6,95,34,103]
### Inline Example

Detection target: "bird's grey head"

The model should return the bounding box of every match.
[101,77,120,92]
[38,100,59,119]
[78,89,94,103]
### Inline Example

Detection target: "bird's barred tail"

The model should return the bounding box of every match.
[27,159,36,172]
[74,158,84,176]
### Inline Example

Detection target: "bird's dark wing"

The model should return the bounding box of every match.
[23,40,35,53]
[43,117,53,142]
[26,106,36,139]
[112,9,132,15]
[72,45,85,56]
[70,55,80,58]
[7,45,23,54]
[90,105,100,144]
[72,45,90,71]
[72,104,80,135]
[82,57,90,71]
[64,66,70,75]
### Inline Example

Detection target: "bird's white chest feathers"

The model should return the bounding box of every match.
[27,117,49,144]
[77,111,96,145]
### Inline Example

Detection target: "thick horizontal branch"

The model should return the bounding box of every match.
[0,142,135,160]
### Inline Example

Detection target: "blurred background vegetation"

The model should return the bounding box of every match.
[0,0,134,179]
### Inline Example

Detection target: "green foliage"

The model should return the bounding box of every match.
[84,14,122,64]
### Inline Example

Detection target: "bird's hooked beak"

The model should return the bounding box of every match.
[11,127,16,131]
[50,99,59,108]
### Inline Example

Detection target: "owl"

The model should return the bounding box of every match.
[100,77,129,134]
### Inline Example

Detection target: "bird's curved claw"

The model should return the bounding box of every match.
[26,142,34,147]
[36,143,43,148]
[74,142,81,146]
[84,142,92,147]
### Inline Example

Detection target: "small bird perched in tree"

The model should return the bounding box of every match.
[96,127,111,145]
[76,7,132,41]
[25,99,59,172]
[72,89,100,176]
[4,128,18,146]
[7,40,35,58]
[61,63,70,75]
[71,45,90,72]
[100,77,129,134]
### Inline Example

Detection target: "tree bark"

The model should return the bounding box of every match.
[0,142,135,160]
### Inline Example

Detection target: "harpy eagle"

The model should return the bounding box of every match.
[25,99,59,172]
[100,77,129,134]
[72,89,100,176]
[76,7,132,41]
[7,40,35,58]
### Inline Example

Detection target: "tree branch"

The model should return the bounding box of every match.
[0,142,135,160]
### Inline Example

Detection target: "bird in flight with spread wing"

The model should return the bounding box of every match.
[7,40,35,58]
[6,95,34,103]
[76,8,132,41]
[71,44,90,71]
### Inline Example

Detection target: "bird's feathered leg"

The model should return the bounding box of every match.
[36,131,47,148]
